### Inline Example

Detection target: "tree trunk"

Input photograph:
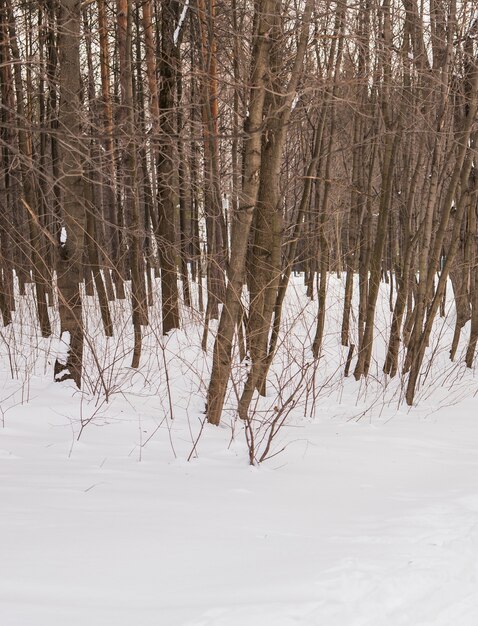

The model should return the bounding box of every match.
[54,0,86,386]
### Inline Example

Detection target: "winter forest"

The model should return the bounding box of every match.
[2,0,478,624]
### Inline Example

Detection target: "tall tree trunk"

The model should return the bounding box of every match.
[157,0,180,334]
[54,0,86,386]
[238,0,314,420]
[206,0,276,426]
[117,0,148,367]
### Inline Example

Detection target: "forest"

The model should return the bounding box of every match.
[3,2,478,624]
[1,0,478,424]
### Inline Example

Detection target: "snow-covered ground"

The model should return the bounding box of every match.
[2,277,478,624]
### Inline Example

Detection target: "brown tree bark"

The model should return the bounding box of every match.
[157,0,180,334]
[206,0,276,426]
[54,0,87,386]
[238,0,314,420]
[117,0,148,367]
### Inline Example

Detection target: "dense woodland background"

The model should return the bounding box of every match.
[1,0,478,426]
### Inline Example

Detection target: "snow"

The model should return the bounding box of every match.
[174,0,189,46]
[56,331,71,366]
[60,226,67,245]
[2,277,478,624]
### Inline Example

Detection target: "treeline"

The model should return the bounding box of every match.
[0,0,477,423]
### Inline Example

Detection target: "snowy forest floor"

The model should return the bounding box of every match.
[2,276,478,625]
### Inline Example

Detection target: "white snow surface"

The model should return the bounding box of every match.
[173,0,189,45]
[56,330,71,367]
[2,276,478,624]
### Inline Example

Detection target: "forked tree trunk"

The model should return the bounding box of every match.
[238,0,313,420]
[206,0,276,426]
